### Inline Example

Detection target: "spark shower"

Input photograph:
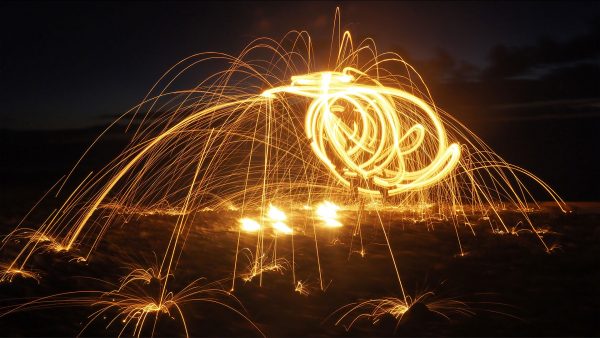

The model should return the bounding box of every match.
[0,10,566,337]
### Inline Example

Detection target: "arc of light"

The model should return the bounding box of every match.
[62,98,261,251]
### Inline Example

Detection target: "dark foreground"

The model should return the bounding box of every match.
[0,201,598,337]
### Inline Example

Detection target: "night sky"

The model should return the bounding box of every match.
[0,1,597,128]
[1,1,599,200]
[0,4,599,336]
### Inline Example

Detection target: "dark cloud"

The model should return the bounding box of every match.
[483,17,600,79]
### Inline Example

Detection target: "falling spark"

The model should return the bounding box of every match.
[333,292,474,331]
[294,280,311,296]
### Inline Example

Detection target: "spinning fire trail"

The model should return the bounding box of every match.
[263,69,460,196]
[0,10,566,337]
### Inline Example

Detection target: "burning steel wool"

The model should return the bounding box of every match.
[0,9,566,337]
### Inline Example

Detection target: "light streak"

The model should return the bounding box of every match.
[263,69,461,197]
[333,292,474,331]
[0,264,40,284]
[0,273,264,337]
[294,280,311,296]
[239,251,289,283]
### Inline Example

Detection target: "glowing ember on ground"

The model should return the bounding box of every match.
[271,221,293,235]
[267,205,287,222]
[239,218,261,232]
[316,201,342,228]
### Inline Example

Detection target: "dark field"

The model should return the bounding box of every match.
[0,126,599,337]
[0,201,598,337]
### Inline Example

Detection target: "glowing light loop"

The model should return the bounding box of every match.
[264,67,461,196]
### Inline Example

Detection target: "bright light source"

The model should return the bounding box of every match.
[268,205,287,222]
[272,221,293,235]
[239,218,261,232]
[316,201,342,228]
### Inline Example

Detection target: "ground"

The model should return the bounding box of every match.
[0,129,597,336]
[0,201,598,336]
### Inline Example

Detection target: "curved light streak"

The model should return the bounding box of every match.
[264,67,460,196]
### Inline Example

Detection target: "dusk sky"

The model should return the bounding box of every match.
[1,1,598,129]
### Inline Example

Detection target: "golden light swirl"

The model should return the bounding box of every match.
[263,67,460,197]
